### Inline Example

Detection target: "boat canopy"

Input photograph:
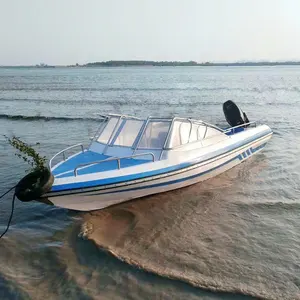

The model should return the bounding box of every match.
[91,114,223,152]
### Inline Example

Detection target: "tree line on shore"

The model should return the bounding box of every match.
[3,60,300,68]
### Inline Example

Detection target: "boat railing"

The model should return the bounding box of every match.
[223,121,257,134]
[73,152,155,176]
[162,120,258,151]
[49,143,84,170]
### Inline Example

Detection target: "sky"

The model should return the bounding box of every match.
[1,0,300,65]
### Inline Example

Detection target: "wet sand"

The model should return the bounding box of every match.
[83,155,300,300]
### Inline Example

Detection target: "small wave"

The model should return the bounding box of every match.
[2,85,300,93]
[0,97,298,108]
[0,113,100,122]
[0,86,245,92]
[0,97,106,106]
[0,97,223,107]
[292,86,300,92]
[235,200,300,210]
[253,86,300,93]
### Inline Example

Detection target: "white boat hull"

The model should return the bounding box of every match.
[42,132,272,211]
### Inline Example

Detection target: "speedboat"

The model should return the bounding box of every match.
[15,101,272,211]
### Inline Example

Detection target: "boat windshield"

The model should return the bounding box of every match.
[138,121,171,149]
[95,115,223,151]
[97,117,120,144]
[97,117,144,147]
[113,119,144,147]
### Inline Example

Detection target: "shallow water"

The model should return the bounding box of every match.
[0,66,300,299]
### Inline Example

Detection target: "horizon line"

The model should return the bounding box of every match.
[2,59,300,67]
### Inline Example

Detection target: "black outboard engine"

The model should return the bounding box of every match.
[223,100,249,127]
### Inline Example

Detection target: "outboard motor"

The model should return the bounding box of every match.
[223,100,249,127]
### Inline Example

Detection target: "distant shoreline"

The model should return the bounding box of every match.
[2,60,300,68]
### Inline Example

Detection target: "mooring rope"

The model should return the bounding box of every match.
[0,185,16,199]
[0,185,16,239]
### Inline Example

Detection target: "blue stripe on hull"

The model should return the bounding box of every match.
[250,143,267,153]
[49,142,267,199]
[51,131,271,192]
[239,143,267,160]
[91,142,267,196]
[89,154,243,196]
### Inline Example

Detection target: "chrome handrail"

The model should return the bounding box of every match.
[223,121,256,133]
[202,125,208,140]
[159,117,175,160]
[74,152,155,176]
[163,121,258,150]
[187,119,193,143]
[132,116,151,155]
[49,143,84,169]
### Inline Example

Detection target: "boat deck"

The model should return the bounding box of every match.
[52,151,150,178]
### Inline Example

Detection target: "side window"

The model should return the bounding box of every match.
[167,122,218,148]
[138,121,171,149]
[205,126,221,138]
[167,121,191,147]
